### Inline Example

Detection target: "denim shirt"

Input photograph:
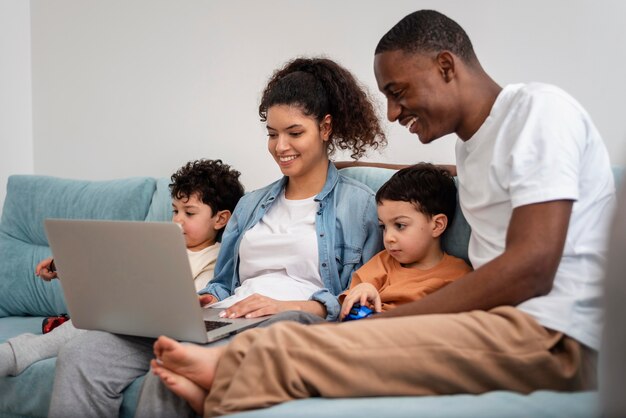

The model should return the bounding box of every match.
[198,163,382,320]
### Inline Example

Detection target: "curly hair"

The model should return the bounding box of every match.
[376,163,457,225]
[375,10,478,65]
[259,57,386,160]
[169,159,245,239]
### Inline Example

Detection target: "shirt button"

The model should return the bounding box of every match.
[317,211,322,215]
[321,263,327,267]
[320,233,325,237]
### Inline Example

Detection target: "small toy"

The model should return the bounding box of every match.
[343,303,374,321]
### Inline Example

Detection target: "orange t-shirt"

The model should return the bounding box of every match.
[339,251,472,311]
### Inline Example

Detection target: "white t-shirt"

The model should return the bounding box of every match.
[456,83,615,350]
[187,242,220,292]
[210,191,324,309]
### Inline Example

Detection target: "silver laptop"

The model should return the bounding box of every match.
[44,219,269,344]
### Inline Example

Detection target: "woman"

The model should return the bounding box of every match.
[48,57,386,418]
[198,57,387,321]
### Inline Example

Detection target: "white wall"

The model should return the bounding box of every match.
[0,1,33,215]
[27,0,626,191]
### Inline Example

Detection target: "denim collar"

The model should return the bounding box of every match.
[261,161,339,206]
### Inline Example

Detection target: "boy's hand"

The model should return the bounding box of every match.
[198,294,217,307]
[36,257,58,281]
[340,283,382,320]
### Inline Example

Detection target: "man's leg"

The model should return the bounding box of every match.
[134,336,232,418]
[48,330,154,418]
[134,310,325,417]
[204,306,595,416]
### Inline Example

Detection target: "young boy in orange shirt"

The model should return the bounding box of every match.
[339,163,471,319]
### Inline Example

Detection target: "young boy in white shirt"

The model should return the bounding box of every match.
[0,159,244,377]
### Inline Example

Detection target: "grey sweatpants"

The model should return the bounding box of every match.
[48,311,324,418]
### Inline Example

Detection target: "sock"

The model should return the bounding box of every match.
[0,334,36,376]
[3,320,84,376]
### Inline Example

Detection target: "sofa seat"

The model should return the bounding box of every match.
[227,391,598,418]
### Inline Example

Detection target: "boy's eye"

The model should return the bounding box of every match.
[172,209,178,214]
[395,223,406,230]
[378,224,385,230]
[186,212,195,217]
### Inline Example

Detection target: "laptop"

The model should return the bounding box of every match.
[44,219,270,344]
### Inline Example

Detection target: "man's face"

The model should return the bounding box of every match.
[374,50,459,144]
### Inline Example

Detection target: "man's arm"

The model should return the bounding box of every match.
[376,200,573,318]
[334,161,456,176]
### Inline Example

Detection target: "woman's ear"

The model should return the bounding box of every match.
[431,213,448,238]
[320,114,333,142]
[213,210,232,232]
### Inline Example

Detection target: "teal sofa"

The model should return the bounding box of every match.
[0,167,601,418]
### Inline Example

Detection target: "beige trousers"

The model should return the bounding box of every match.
[204,306,596,417]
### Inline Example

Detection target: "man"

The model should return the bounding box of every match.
[147,10,616,416]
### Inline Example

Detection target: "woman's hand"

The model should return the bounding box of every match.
[219,294,298,319]
[36,257,58,281]
[340,283,382,320]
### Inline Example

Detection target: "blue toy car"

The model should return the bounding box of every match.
[343,303,374,321]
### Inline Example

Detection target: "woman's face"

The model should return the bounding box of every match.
[266,104,331,179]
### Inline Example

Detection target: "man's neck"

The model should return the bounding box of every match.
[457,73,502,141]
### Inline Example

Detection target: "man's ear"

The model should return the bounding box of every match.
[436,51,456,83]
[320,114,333,142]
[213,209,232,231]
[431,213,448,238]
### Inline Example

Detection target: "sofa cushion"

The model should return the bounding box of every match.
[0,175,158,317]
[145,178,174,222]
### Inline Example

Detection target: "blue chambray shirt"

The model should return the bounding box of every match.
[198,162,382,321]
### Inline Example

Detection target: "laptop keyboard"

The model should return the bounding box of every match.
[204,320,231,332]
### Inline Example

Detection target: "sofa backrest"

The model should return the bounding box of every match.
[0,175,168,317]
[1,167,622,318]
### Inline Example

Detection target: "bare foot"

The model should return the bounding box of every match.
[151,359,207,415]
[153,335,226,390]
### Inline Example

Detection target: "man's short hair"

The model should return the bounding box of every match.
[376,162,457,225]
[375,9,477,64]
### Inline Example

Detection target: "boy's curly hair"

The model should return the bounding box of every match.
[169,159,245,239]
[376,163,457,225]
